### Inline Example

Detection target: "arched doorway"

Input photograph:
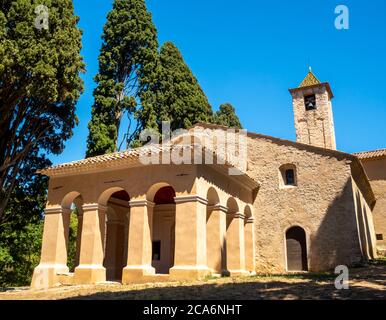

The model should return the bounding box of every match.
[151,186,176,274]
[103,190,130,281]
[286,226,308,271]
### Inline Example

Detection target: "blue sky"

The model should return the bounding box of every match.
[53,0,386,165]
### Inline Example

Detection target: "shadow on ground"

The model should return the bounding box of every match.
[65,266,385,300]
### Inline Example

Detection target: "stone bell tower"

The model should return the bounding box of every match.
[289,69,337,150]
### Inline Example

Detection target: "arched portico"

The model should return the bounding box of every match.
[31,154,259,288]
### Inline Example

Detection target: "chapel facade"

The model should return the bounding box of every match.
[31,71,380,289]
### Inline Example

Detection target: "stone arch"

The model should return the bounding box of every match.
[149,184,176,274]
[101,188,130,281]
[285,225,308,271]
[61,191,82,210]
[146,182,173,202]
[227,197,239,214]
[244,205,252,219]
[206,187,220,206]
[98,187,129,207]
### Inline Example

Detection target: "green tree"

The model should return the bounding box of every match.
[213,103,242,129]
[86,0,159,157]
[0,221,43,287]
[67,209,79,273]
[0,0,84,222]
[141,42,212,133]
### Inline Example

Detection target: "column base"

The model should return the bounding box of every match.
[74,265,106,284]
[170,266,211,281]
[31,264,69,289]
[122,265,155,284]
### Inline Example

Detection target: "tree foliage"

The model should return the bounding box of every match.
[141,41,212,133]
[67,209,78,273]
[0,0,84,222]
[86,0,159,157]
[0,220,43,287]
[213,103,242,129]
[0,159,47,287]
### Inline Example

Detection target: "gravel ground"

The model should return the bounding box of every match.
[1,263,385,300]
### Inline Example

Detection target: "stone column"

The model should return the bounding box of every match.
[104,218,120,280]
[74,204,106,284]
[31,206,70,289]
[74,211,83,270]
[244,217,256,274]
[122,200,155,283]
[170,195,210,280]
[206,204,227,274]
[226,213,248,276]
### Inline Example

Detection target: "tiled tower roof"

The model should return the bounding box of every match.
[299,70,321,88]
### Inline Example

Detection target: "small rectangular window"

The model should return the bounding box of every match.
[304,94,316,111]
[376,234,383,241]
[285,169,295,185]
[152,240,161,260]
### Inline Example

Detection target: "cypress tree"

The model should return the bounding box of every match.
[213,103,242,129]
[0,0,83,284]
[141,41,212,133]
[86,0,159,157]
[0,0,84,221]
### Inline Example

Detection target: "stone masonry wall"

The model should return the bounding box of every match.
[246,135,363,272]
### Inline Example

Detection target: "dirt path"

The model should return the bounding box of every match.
[1,264,385,300]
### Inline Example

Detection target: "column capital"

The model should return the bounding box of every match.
[227,212,245,219]
[208,204,228,213]
[44,206,63,215]
[82,203,107,212]
[174,195,208,205]
[245,217,254,224]
[129,199,155,208]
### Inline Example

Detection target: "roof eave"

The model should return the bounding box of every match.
[289,82,334,99]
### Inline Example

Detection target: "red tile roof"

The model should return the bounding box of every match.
[354,149,386,160]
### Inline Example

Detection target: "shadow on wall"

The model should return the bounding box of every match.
[309,178,364,271]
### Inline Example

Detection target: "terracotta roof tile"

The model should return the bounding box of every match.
[354,149,386,160]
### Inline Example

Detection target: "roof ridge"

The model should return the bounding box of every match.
[192,122,355,160]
